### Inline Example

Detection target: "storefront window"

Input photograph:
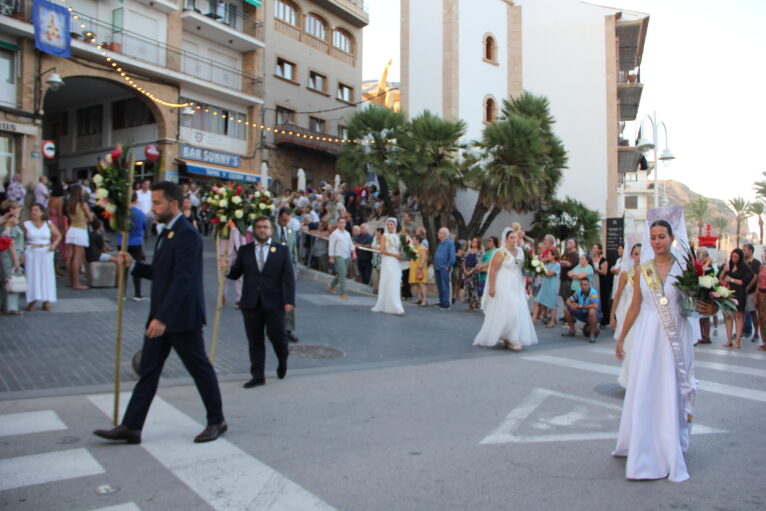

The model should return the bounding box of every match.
[0,134,14,187]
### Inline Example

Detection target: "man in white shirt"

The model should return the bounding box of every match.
[34,176,49,208]
[327,217,356,299]
[135,178,154,235]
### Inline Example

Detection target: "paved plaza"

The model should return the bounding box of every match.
[1,238,765,510]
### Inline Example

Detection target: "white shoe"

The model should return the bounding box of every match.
[132,296,147,302]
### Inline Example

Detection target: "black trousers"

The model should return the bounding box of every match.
[127,245,145,297]
[122,329,224,430]
[241,306,288,380]
[357,259,372,285]
[402,268,412,298]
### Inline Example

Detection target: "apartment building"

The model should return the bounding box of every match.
[0,0,264,188]
[261,0,368,192]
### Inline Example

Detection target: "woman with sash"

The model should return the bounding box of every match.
[613,207,715,482]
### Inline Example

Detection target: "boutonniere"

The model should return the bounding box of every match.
[270,246,277,253]
[287,228,292,234]
[168,231,175,240]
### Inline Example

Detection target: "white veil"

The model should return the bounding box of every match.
[640,206,691,264]
[385,217,398,232]
[620,231,644,274]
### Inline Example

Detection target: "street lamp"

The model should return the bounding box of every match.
[637,111,675,208]
[34,67,65,115]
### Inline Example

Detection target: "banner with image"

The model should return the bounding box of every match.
[33,0,71,58]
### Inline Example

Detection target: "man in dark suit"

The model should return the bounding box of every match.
[94,182,226,444]
[222,215,295,388]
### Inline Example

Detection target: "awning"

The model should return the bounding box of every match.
[177,159,270,184]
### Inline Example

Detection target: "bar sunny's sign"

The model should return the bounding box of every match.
[179,144,241,168]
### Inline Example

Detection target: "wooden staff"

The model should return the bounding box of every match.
[112,152,135,425]
[209,232,225,363]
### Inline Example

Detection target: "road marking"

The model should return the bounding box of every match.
[88,393,336,511]
[0,410,67,438]
[698,348,766,361]
[589,347,766,378]
[0,448,105,491]
[91,504,142,511]
[524,355,766,403]
[481,388,724,445]
[298,293,376,307]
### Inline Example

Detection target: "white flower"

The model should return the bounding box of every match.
[95,188,108,199]
[231,195,242,205]
[263,191,270,197]
[207,198,217,206]
[268,204,275,210]
[218,199,228,208]
[105,203,117,214]
[234,209,243,219]
[715,286,732,298]
[698,275,716,289]
[532,259,542,268]
[218,214,227,222]
[92,174,103,186]
[259,203,266,210]
[249,213,257,220]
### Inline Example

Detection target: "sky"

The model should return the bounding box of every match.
[361,0,766,228]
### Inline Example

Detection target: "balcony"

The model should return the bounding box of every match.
[617,81,643,121]
[618,145,642,173]
[180,8,264,52]
[616,15,649,72]
[273,123,343,156]
[132,0,180,14]
[274,19,357,66]
[312,0,369,27]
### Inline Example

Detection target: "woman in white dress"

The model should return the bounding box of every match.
[23,203,62,311]
[473,228,538,350]
[371,218,405,316]
[609,242,641,388]
[613,207,715,482]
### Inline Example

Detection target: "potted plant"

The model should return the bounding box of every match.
[71,32,81,40]
[627,72,637,83]
[83,31,96,43]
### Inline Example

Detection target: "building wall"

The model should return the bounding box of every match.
[403,0,443,117]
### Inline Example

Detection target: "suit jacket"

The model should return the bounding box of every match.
[227,241,295,311]
[132,215,206,333]
[272,222,298,266]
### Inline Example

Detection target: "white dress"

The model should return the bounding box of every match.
[613,263,695,482]
[473,247,538,348]
[24,220,57,303]
[371,234,404,315]
[614,270,637,389]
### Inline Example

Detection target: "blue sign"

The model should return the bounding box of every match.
[33,0,71,58]
[185,163,265,184]
[179,144,241,168]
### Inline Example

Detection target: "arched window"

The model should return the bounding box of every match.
[333,28,354,54]
[274,0,299,26]
[305,13,327,40]
[483,34,497,63]
[484,96,497,123]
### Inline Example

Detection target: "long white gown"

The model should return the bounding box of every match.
[613,263,695,482]
[24,220,57,303]
[473,247,538,348]
[614,270,637,389]
[371,233,404,315]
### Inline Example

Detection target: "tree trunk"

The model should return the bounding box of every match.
[377,174,395,217]
[478,206,502,238]
[759,217,763,245]
[736,219,741,248]
[424,215,438,257]
[465,194,490,238]
[452,208,467,240]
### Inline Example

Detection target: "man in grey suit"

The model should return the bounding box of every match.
[274,207,299,343]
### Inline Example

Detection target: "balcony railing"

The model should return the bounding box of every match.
[1,3,262,97]
[182,1,263,39]
[274,18,357,66]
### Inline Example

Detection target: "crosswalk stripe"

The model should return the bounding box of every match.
[698,348,766,361]
[88,393,337,511]
[589,347,766,379]
[91,504,141,511]
[523,354,766,403]
[0,448,105,491]
[0,410,67,438]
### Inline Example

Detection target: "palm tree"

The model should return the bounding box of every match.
[337,105,407,217]
[531,197,601,247]
[729,197,751,248]
[684,197,710,238]
[753,171,766,199]
[711,216,730,238]
[398,110,467,250]
[748,200,765,244]
[455,92,568,238]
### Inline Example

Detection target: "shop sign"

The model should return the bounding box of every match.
[0,121,38,136]
[179,144,241,168]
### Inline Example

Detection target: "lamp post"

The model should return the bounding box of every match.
[33,67,65,115]
[635,111,675,208]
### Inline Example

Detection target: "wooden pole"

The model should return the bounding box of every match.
[113,153,135,425]
[209,233,225,363]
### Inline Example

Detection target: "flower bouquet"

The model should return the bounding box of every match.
[674,247,738,317]
[400,233,417,260]
[93,144,131,232]
[522,249,547,278]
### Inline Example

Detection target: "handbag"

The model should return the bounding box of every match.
[5,270,28,293]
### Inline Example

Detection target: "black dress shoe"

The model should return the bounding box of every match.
[277,358,287,380]
[93,425,141,444]
[287,331,299,343]
[243,378,265,388]
[194,422,227,443]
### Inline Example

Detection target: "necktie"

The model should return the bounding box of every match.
[257,243,266,271]
[280,227,286,244]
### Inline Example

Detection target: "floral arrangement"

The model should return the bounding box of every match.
[400,233,417,260]
[204,184,257,239]
[522,249,547,277]
[674,247,737,317]
[94,144,131,232]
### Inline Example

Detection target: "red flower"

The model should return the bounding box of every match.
[210,217,220,224]
[101,210,111,220]
[0,238,11,252]
[693,259,704,277]
[110,146,122,162]
[236,185,243,194]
